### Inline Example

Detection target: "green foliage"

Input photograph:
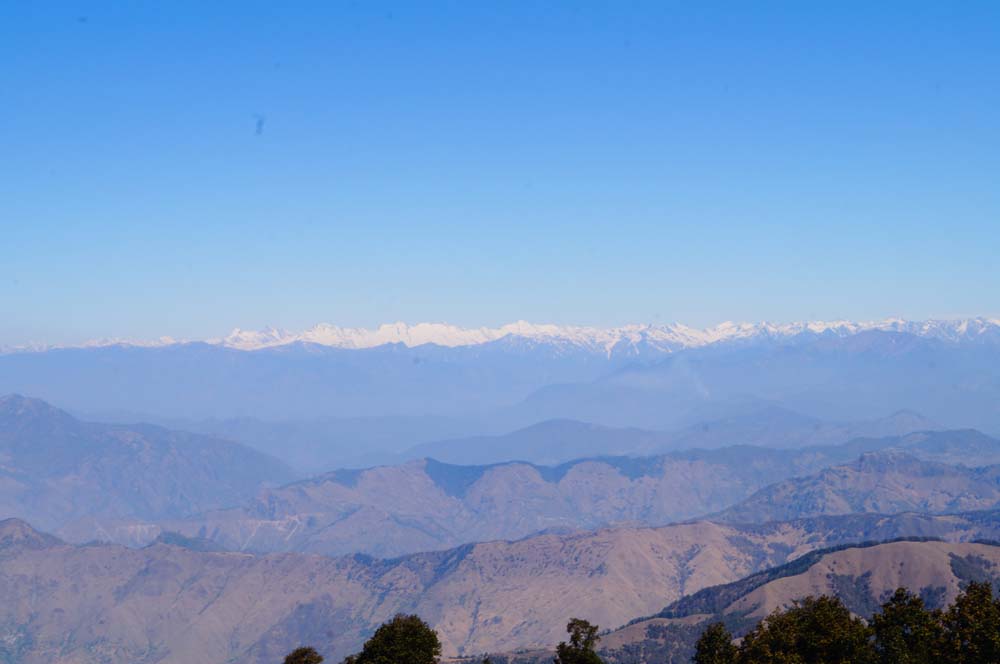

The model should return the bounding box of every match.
[941,581,1000,663]
[688,581,1000,664]
[554,618,603,664]
[737,596,873,664]
[871,588,943,664]
[345,613,442,664]
[693,622,737,664]
[284,646,324,664]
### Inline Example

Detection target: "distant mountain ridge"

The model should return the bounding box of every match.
[1,396,995,555]
[402,408,940,465]
[145,429,1000,557]
[6,317,1000,354]
[0,395,297,541]
[506,328,1000,431]
[115,406,937,472]
[714,448,1000,524]
[5,322,1000,428]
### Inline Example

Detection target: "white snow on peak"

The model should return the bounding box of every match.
[207,317,1000,353]
[5,318,999,355]
[0,335,184,354]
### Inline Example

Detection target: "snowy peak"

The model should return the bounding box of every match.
[5,317,1000,355]
[214,320,719,353]
[211,317,1000,353]
[214,322,502,350]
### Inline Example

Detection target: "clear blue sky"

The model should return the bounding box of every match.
[2,2,998,345]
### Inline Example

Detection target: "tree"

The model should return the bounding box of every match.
[686,585,1000,664]
[693,622,737,664]
[941,581,1000,663]
[347,613,442,664]
[285,646,324,664]
[738,596,874,664]
[554,618,603,664]
[871,588,943,664]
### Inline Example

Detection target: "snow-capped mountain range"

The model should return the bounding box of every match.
[6,318,1000,355]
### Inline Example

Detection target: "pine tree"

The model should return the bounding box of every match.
[871,588,943,664]
[693,622,737,664]
[942,581,1000,663]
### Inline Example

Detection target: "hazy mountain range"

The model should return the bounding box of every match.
[0,395,296,541]
[129,412,482,471]
[3,379,1000,663]
[402,408,940,466]
[105,405,938,471]
[3,320,1000,436]
[155,429,1000,557]
[5,510,1000,663]
[715,449,1000,524]
[3,396,1000,556]
[505,329,1000,431]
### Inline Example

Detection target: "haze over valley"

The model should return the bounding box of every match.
[3,318,1000,660]
[4,317,999,468]
[6,2,1000,661]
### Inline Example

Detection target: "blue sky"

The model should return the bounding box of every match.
[2,2,998,345]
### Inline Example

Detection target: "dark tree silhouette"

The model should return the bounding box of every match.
[554,618,603,664]
[284,646,324,664]
[688,582,1000,664]
[693,622,737,664]
[738,596,874,664]
[942,581,1000,663]
[871,588,943,664]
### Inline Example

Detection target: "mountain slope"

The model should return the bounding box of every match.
[3,394,994,556]
[601,539,1000,663]
[155,429,1000,557]
[715,450,1000,524]
[169,453,779,556]
[0,395,297,540]
[5,511,1000,663]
